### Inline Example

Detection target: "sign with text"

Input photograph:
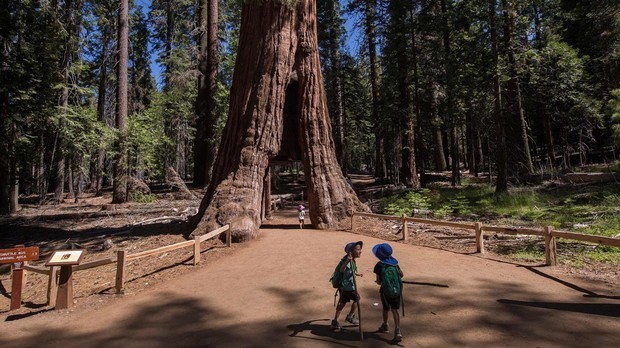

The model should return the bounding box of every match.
[0,246,39,264]
[45,250,85,266]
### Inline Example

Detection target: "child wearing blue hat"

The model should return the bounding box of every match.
[372,243,404,342]
[331,241,363,331]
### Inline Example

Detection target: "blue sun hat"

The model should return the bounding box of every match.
[343,241,363,256]
[372,243,398,266]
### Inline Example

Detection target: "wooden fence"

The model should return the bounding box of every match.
[352,212,620,266]
[22,224,231,306]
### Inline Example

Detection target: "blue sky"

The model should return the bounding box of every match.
[144,1,362,89]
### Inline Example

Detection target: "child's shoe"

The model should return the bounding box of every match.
[393,327,403,342]
[345,313,359,326]
[378,322,389,333]
[331,319,341,330]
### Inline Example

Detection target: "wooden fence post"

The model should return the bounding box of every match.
[351,212,354,231]
[544,226,557,266]
[226,225,232,247]
[115,250,127,294]
[475,222,484,253]
[194,236,201,266]
[47,266,59,307]
[402,215,408,241]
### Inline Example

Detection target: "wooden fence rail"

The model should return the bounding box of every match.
[20,225,232,307]
[115,224,231,294]
[352,212,619,266]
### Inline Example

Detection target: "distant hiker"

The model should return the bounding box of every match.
[372,243,404,342]
[330,241,363,331]
[298,205,306,229]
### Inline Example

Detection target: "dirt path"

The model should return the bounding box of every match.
[1,210,619,347]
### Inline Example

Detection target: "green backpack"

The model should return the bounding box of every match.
[329,259,346,288]
[329,259,348,289]
[381,264,402,299]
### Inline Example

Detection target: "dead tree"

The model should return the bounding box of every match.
[190,0,367,241]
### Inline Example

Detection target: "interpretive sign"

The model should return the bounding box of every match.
[45,250,86,310]
[0,246,39,264]
[45,250,85,266]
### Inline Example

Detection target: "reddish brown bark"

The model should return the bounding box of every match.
[191,0,367,241]
[112,0,129,203]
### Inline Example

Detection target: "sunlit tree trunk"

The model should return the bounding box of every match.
[112,0,129,203]
[194,0,219,188]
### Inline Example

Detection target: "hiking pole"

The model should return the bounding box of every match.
[350,259,363,341]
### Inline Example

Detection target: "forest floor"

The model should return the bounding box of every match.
[0,174,618,345]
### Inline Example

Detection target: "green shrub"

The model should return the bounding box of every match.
[381,189,431,216]
[129,192,157,203]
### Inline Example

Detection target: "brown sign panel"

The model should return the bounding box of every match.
[0,247,40,264]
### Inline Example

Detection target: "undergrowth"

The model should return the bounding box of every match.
[379,182,620,262]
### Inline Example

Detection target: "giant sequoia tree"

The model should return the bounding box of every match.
[191,0,367,241]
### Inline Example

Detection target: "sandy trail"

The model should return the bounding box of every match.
[1,210,618,347]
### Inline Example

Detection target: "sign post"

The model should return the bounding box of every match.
[45,250,86,310]
[0,245,40,310]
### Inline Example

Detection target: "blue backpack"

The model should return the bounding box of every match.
[381,264,402,299]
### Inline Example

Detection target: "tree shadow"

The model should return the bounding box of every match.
[522,265,619,300]
[498,299,620,318]
[403,281,449,288]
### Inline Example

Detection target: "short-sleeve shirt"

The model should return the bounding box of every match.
[340,259,357,291]
[298,210,305,220]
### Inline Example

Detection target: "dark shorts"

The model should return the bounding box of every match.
[339,290,359,304]
[380,290,400,310]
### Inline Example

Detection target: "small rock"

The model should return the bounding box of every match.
[102,239,114,251]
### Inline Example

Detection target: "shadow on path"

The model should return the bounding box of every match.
[523,266,620,300]
[498,299,620,318]
[286,318,404,347]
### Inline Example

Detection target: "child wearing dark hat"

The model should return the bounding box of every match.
[331,241,363,330]
[372,243,404,342]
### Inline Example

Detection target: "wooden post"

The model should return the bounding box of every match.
[351,212,354,230]
[544,226,557,266]
[115,250,127,294]
[10,262,25,310]
[402,215,408,241]
[226,225,231,247]
[55,265,74,309]
[265,166,272,220]
[47,266,59,307]
[194,236,201,266]
[475,222,484,253]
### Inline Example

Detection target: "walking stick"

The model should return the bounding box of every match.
[350,259,363,341]
[401,290,405,317]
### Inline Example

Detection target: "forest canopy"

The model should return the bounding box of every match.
[1,0,619,215]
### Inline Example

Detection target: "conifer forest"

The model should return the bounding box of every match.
[1,0,619,228]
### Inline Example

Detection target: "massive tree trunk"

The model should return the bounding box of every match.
[194,0,219,188]
[190,0,367,241]
[112,0,129,203]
